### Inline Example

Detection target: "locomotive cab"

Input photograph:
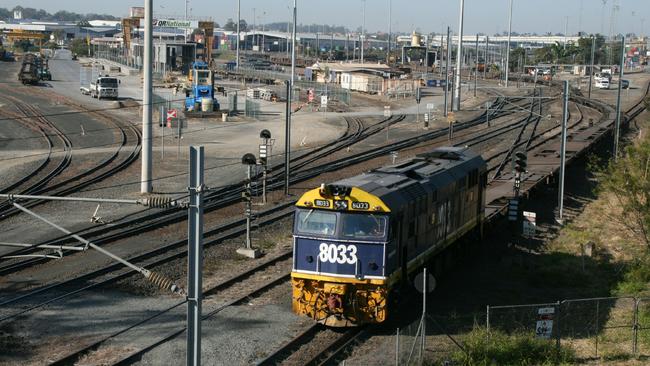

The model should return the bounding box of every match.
[291,185,393,327]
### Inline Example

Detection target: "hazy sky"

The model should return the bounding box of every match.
[2,0,648,35]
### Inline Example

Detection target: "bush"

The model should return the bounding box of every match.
[616,256,650,295]
[450,327,574,366]
[596,139,650,248]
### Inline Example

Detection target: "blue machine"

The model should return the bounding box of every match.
[185,61,220,111]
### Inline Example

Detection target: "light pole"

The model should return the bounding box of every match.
[387,0,391,63]
[444,26,450,117]
[453,0,465,111]
[504,0,513,88]
[141,0,153,193]
[588,35,596,99]
[285,0,297,196]
[236,0,241,70]
[361,0,366,64]
[613,35,625,160]
[562,16,569,50]
[185,0,190,42]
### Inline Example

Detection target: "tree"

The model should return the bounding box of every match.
[52,29,65,42]
[69,38,89,56]
[223,18,247,32]
[508,47,526,71]
[598,140,650,248]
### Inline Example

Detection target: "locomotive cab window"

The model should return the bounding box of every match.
[341,214,387,240]
[295,210,337,236]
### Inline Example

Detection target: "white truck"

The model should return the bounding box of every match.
[81,76,120,99]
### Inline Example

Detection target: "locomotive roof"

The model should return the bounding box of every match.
[333,147,485,210]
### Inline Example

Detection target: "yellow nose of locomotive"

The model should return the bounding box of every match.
[291,274,388,327]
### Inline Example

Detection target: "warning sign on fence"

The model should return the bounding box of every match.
[535,320,554,339]
[535,307,555,339]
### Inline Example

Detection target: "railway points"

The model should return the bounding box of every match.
[1,5,649,365]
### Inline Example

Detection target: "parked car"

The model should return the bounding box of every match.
[595,79,610,89]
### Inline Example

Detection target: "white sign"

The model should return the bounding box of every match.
[538,307,555,315]
[321,96,328,106]
[426,103,435,110]
[141,19,200,29]
[259,144,268,158]
[384,105,391,117]
[535,320,553,339]
[522,211,537,237]
[166,109,178,120]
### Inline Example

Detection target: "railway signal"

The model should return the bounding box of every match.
[239,153,260,259]
[513,151,527,173]
[259,129,273,204]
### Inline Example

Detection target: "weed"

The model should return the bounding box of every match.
[449,327,574,366]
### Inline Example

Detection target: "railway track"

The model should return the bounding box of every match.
[0,102,72,201]
[0,95,141,219]
[0,103,533,315]
[257,324,365,366]
[0,94,543,280]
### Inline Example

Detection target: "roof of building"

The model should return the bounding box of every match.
[309,62,391,73]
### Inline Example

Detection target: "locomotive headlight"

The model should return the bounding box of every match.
[369,262,378,271]
[306,255,314,263]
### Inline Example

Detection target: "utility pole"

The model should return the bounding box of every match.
[285,0,296,196]
[474,34,479,97]
[614,35,625,160]
[187,146,204,366]
[387,0,392,64]
[588,35,596,99]
[484,36,488,79]
[141,0,153,194]
[505,0,514,88]
[361,0,366,64]
[453,0,465,111]
[236,0,241,70]
[558,81,569,223]
[185,0,189,42]
[562,16,569,50]
[444,26,450,117]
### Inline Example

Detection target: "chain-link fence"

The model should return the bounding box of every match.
[245,98,261,118]
[560,297,636,359]
[294,80,351,105]
[485,296,650,361]
[396,316,424,366]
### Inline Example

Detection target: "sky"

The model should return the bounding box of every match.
[1,0,649,36]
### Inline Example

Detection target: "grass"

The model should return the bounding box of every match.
[444,327,574,366]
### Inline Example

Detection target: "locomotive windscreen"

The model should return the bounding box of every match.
[293,209,388,279]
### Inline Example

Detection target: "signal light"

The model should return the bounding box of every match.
[514,151,527,173]
[242,190,252,202]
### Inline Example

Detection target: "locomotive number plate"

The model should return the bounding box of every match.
[314,199,330,207]
[351,202,370,210]
[319,243,357,264]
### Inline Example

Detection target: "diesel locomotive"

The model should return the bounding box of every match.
[291,147,487,326]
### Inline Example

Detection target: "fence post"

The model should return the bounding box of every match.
[595,299,600,358]
[486,305,490,341]
[395,328,400,366]
[556,301,562,362]
[633,299,639,355]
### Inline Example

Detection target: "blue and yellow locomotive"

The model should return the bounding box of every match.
[291,147,487,326]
